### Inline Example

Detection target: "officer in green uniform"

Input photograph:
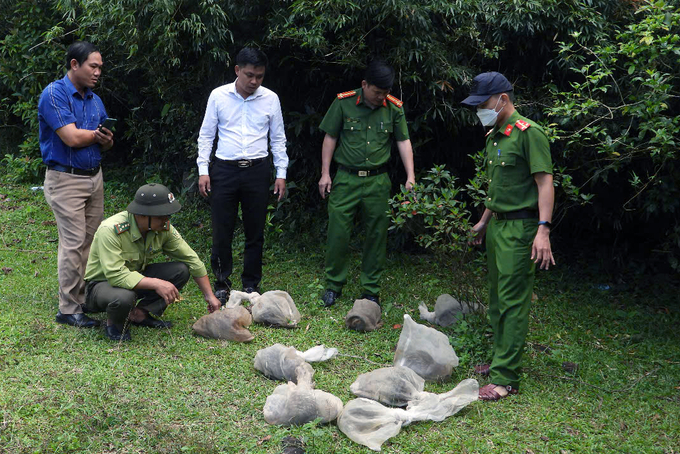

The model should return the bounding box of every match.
[463,72,555,400]
[84,183,222,341]
[318,60,415,307]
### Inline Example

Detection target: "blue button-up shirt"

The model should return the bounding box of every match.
[38,74,108,169]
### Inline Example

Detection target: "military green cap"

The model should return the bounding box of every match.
[127,183,181,216]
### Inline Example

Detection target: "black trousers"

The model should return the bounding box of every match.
[84,262,190,324]
[209,158,270,290]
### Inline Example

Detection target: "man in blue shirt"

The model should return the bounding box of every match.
[38,41,114,328]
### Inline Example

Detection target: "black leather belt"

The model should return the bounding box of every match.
[492,209,538,220]
[339,165,387,177]
[217,157,266,168]
[48,164,101,176]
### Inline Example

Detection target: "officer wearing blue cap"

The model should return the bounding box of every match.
[462,72,555,401]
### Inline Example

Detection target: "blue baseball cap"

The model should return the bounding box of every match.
[461,72,513,106]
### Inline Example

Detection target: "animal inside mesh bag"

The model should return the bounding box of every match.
[191,305,254,342]
[349,366,425,407]
[393,314,459,381]
[345,298,382,332]
[254,344,338,383]
[226,290,301,327]
[263,365,344,426]
[337,379,478,451]
[418,294,483,327]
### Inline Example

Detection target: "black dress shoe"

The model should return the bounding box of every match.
[243,286,260,294]
[55,311,101,328]
[106,324,131,341]
[214,289,229,306]
[360,294,380,305]
[131,316,172,329]
[321,289,341,307]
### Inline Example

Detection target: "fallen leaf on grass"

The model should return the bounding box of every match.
[34,270,39,278]
[540,436,549,442]
[562,361,579,374]
[532,292,538,301]
[2,267,12,275]
[526,450,536,454]
[393,324,402,329]
[42,220,57,226]
[257,435,271,446]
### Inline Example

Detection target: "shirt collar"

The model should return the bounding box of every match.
[355,88,387,109]
[127,211,143,242]
[494,110,521,137]
[63,74,94,99]
[230,80,263,101]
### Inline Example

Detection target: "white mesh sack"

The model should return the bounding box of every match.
[226,290,301,327]
[393,314,459,381]
[253,344,338,383]
[191,306,254,342]
[338,378,479,451]
[349,366,425,407]
[418,294,483,327]
[345,298,382,332]
[263,365,344,426]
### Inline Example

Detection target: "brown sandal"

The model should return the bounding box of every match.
[479,383,518,401]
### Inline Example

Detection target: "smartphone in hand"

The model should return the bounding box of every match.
[98,118,117,132]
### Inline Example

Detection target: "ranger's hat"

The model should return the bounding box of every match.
[127,183,181,216]
[461,72,513,106]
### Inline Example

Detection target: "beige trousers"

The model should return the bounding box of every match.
[44,169,104,314]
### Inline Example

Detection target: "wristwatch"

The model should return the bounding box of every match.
[538,221,553,229]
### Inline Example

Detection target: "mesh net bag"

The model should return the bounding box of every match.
[345,299,382,332]
[393,314,459,381]
[263,365,344,426]
[338,379,479,451]
[418,294,483,327]
[191,305,253,342]
[226,290,301,327]
[253,344,338,383]
[349,366,425,407]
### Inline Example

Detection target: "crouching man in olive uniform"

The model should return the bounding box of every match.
[84,183,221,341]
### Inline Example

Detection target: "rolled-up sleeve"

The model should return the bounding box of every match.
[197,90,219,176]
[162,227,208,278]
[98,232,145,289]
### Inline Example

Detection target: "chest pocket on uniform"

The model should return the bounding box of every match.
[121,252,141,269]
[491,154,517,187]
[343,120,363,132]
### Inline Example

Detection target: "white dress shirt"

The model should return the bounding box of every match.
[197,81,288,178]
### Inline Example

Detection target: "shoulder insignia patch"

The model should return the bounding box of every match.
[515,119,531,131]
[504,124,514,136]
[386,94,403,108]
[337,90,357,100]
[114,222,130,235]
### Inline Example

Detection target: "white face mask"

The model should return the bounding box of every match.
[476,96,504,127]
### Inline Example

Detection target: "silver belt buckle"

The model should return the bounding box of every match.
[237,160,250,168]
[358,170,368,177]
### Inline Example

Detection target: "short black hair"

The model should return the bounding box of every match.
[364,59,394,90]
[235,47,268,68]
[65,41,99,70]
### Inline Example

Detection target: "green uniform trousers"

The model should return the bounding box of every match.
[325,169,391,296]
[486,218,537,389]
[84,262,190,325]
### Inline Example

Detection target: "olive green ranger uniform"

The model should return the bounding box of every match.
[484,111,552,389]
[84,211,207,324]
[319,88,410,296]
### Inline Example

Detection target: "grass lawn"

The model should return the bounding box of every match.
[1,183,679,454]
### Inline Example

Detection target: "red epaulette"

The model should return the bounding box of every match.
[515,119,531,131]
[386,94,403,108]
[337,90,357,100]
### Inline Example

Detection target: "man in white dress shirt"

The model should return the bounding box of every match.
[197,48,288,301]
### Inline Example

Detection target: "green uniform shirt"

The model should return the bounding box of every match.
[484,111,552,213]
[84,211,207,289]
[319,88,410,169]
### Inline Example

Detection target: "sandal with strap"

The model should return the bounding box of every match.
[479,383,518,401]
